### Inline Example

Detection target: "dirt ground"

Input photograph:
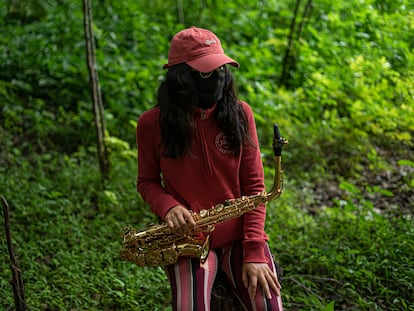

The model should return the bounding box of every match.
[306,147,414,216]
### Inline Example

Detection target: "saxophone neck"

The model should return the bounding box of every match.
[266,124,288,201]
[266,155,283,200]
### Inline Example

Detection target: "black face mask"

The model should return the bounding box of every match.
[192,69,226,109]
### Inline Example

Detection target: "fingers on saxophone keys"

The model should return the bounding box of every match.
[168,222,185,236]
[169,226,180,236]
[185,214,199,234]
[178,224,194,236]
[176,215,194,236]
[175,224,196,236]
[166,219,178,235]
[185,224,198,236]
[186,214,197,228]
[167,218,196,236]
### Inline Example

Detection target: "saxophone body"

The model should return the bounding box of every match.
[121,124,288,267]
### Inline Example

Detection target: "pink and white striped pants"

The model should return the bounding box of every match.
[165,241,283,311]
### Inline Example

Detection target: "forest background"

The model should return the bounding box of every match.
[0,0,413,310]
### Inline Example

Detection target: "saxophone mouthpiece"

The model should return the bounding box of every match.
[273,123,288,157]
[274,123,281,139]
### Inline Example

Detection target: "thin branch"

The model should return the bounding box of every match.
[2,195,27,311]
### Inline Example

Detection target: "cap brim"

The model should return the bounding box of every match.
[186,54,239,72]
[163,54,239,71]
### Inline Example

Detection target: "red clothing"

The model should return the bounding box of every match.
[136,101,269,263]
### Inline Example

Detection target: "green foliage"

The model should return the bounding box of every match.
[0,151,168,310]
[1,0,413,310]
[267,193,413,311]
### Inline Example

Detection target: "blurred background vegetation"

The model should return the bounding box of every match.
[1,0,413,310]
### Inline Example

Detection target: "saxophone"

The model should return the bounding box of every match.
[120,124,288,267]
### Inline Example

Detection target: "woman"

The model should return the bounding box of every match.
[136,26,283,311]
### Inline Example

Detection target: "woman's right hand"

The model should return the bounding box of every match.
[164,205,198,236]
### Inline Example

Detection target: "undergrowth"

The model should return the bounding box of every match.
[1,0,413,310]
[1,149,413,310]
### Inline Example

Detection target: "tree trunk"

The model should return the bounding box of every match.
[279,0,302,87]
[279,0,313,88]
[82,0,110,181]
[177,0,185,24]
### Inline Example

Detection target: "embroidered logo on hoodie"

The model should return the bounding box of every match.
[215,132,231,154]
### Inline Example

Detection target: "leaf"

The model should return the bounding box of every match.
[397,159,414,168]
[323,301,335,311]
[339,181,361,195]
[105,136,131,151]
[373,186,394,197]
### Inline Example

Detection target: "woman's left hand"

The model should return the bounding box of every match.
[242,262,281,301]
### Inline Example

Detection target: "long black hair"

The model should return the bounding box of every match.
[157,63,249,158]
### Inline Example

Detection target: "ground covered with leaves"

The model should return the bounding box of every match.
[308,148,414,215]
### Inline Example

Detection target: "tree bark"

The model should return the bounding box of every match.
[296,0,313,42]
[82,0,110,181]
[279,0,302,87]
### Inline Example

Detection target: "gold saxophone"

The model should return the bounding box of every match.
[120,124,288,267]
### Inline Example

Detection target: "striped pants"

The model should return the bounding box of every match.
[166,241,283,311]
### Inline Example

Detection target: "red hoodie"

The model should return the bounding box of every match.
[136,101,269,263]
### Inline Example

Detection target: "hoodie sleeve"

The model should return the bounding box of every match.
[136,109,181,219]
[239,102,269,263]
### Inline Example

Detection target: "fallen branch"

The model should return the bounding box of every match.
[2,195,27,311]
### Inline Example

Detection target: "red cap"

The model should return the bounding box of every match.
[163,26,240,72]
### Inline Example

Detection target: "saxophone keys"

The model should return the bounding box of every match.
[204,224,215,233]
[215,203,224,212]
[199,209,208,217]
